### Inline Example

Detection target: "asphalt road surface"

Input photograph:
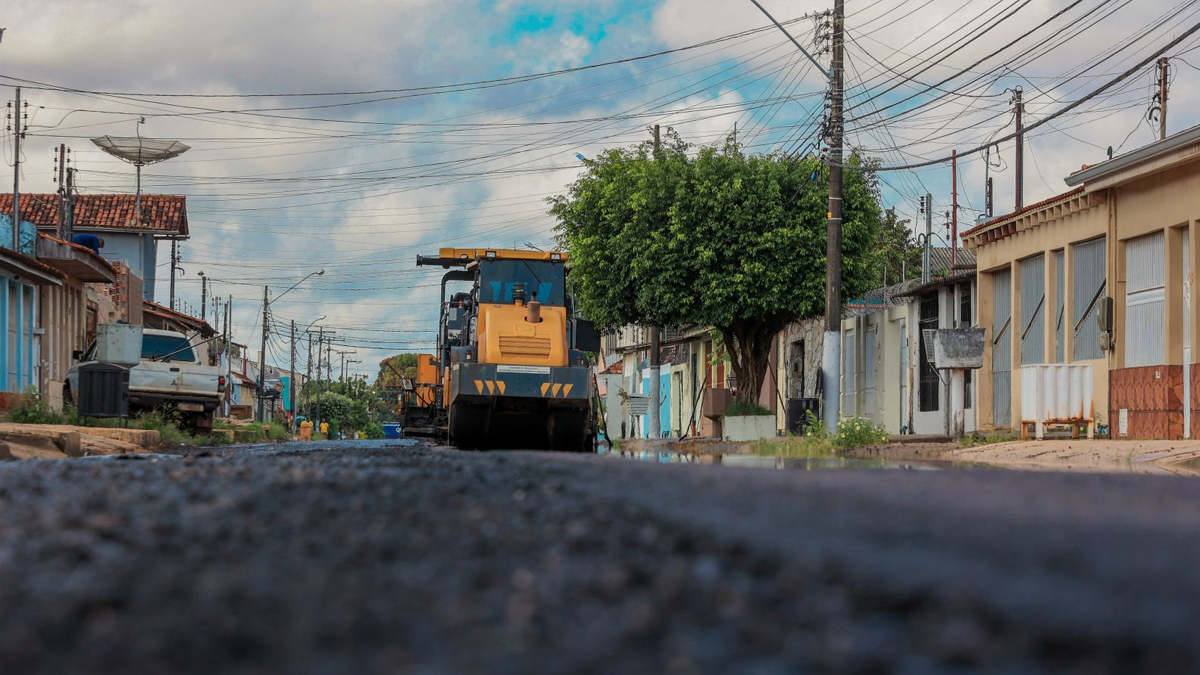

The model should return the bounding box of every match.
[1,440,1198,674]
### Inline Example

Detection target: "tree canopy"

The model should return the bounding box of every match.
[549,130,883,404]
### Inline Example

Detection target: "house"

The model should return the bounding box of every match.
[965,124,1200,439]
[0,193,189,302]
[35,233,120,410]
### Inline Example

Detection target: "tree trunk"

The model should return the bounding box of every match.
[718,317,785,409]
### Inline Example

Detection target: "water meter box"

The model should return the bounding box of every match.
[96,323,144,367]
[77,363,130,418]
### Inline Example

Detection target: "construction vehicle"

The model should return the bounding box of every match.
[416,248,600,451]
[398,354,444,437]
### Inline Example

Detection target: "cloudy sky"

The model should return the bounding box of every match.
[4,0,1199,379]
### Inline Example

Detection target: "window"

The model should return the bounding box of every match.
[919,294,939,412]
[478,259,565,305]
[142,334,196,363]
[1072,238,1106,360]
[1019,254,1046,366]
[1125,231,1165,367]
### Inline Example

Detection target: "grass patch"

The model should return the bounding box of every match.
[958,430,1020,447]
[750,433,836,458]
[726,399,773,417]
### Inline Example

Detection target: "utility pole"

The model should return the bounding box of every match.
[169,241,179,310]
[923,193,932,283]
[10,86,22,252]
[64,165,75,242]
[258,286,268,422]
[200,273,208,323]
[821,0,845,434]
[1013,87,1024,210]
[1158,57,1170,140]
[223,297,231,417]
[290,320,296,435]
[951,149,958,269]
[57,144,66,239]
[315,328,323,434]
[648,123,662,440]
[306,332,313,421]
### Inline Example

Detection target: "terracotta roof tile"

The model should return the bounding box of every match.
[0,193,188,235]
[960,186,1084,239]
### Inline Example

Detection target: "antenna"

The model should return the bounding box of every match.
[91,125,190,227]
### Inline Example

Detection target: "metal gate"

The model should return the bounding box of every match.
[993,269,1012,427]
[919,295,939,412]
[1072,237,1106,360]
[1020,254,1046,366]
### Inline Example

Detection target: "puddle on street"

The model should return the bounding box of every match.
[601,448,946,472]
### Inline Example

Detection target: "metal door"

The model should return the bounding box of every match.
[1185,232,1192,438]
[1020,254,1046,366]
[993,269,1013,427]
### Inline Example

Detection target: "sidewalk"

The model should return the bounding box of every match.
[943,439,1200,475]
[0,423,161,460]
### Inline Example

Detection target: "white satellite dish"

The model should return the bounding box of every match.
[91,134,190,226]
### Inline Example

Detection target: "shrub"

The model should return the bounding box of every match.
[362,422,385,440]
[726,399,773,417]
[9,388,67,425]
[833,417,889,450]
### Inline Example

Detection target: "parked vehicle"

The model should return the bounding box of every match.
[67,328,225,431]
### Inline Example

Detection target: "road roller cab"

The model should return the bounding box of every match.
[416,248,599,450]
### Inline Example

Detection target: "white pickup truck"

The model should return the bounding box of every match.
[67,328,226,431]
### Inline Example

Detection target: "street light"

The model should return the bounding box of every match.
[258,270,325,422]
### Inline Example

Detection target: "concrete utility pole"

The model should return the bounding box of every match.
[11,86,22,252]
[1013,87,1024,210]
[315,328,323,434]
[200,273,208,323]
[258,286,269,422]
[306,333,312,420]
[170,241,179,310]
[923,193,932,283]
[290,320,296,434]
[648,124,662,440]
[57,144,66,239]
[64,166,75,241]
[1158,57,1170,140]
[951,149,958,269]
[821,0,845,434]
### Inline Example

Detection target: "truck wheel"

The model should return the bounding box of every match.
[448,403,490,449]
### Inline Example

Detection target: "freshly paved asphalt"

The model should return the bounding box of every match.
[0,439,1198,674]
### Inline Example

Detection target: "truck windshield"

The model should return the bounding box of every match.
[478,260,565,305]
[142,334,196,362]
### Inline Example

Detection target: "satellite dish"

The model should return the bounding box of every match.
[91,136,190,166]
[91,134,190,227]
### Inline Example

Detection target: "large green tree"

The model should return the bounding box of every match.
[550,131,883,405]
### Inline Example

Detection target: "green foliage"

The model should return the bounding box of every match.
[868,207,922,287]
[750,432,835,458]
[832,417,890,450]
[725,399,773,417]
[313,391,354,426]
[377,354,419,388]
[958,430,1019,447]
[9,388,67,425]
[362,422,386,440]
[550,130,882,404]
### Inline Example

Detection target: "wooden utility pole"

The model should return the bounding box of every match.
[1158,57,1170,140]
[821,0,845,433]
[11,86,22,252]
[1014,87,1024,210]
[64,166,75,241]
[648,124,662,439]
[170,241,179,310]
[258,286,269,422]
